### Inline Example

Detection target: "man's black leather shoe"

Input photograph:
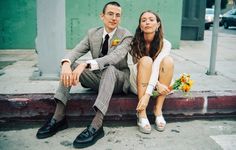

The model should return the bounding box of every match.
[73,125,105,148]
[36,117,68,139]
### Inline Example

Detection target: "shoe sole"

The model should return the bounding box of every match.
[36,123,68,139]
[155,125,165,132]
[137,119,151,134]
[73,130,105,148]
[138,126,151,134]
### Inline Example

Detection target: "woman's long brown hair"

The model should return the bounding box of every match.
[130,10,164,60]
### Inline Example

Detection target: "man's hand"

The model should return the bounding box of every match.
[136,93,150,112]
[157,82,170,95]
[61,61,73,87]
[72,63,87,86]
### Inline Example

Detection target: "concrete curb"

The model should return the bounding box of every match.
[1,91,236,121]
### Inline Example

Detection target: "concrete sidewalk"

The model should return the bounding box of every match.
[1,119,236,150]
[0,30,236,120]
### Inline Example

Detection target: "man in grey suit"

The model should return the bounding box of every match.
[36,1,132,148]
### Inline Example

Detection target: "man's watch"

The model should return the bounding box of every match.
[86,63,91,69]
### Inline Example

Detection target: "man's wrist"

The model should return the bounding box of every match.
[86,60,99,70]
[62,61,70,67]
[61,59,71,65]
[85,63,91,69]
[62,60,70,65]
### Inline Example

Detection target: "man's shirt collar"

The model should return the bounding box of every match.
[103,27,117,40]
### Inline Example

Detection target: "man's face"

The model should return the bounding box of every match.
[100,4,121,32]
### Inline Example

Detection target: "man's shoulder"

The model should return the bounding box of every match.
[86,26,132,37]
[87,27,103,34]
[117,26,132,37]
[88,27,103,32]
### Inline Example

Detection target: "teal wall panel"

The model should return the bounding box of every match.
[0,0,182,49]
[0,0,36,49]
[66,0,183,49]
[158,0,183,48]
[66,0,103,49]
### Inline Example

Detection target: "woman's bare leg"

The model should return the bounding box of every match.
[154,56,174,116]
[137,56,153,118]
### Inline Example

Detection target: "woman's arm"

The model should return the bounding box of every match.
[145,39,171,95]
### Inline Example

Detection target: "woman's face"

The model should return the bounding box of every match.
[140,12,160,34]
[100,4,121,33]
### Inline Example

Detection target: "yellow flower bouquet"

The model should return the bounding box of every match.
[169,73,193,92]
[153,73,194,96]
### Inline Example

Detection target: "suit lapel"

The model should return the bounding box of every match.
[108,27,122,54]
[91,27,122,57]
[92,28,103,58]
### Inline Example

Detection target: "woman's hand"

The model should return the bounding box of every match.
[61,62,73,87]
[72,63,87,86]
[136,93,151,112]
[156,82,170,95]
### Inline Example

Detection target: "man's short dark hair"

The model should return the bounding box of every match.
[102,1,121,14]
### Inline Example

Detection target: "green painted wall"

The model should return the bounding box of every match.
[66,0,183,48]
[0,0,182,49]
[0,0,36,49]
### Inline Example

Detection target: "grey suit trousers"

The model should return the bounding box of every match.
[54,65,127,115]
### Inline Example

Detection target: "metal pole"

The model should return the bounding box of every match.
[207,0,221,75]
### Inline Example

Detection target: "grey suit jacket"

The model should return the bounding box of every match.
[64,26,133,93]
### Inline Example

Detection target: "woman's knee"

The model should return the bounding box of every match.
[138,56,153,68]
[161,56,174,69]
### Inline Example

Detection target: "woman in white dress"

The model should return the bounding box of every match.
[129,10,174,133]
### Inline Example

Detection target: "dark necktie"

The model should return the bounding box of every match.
[101,34,109,56]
